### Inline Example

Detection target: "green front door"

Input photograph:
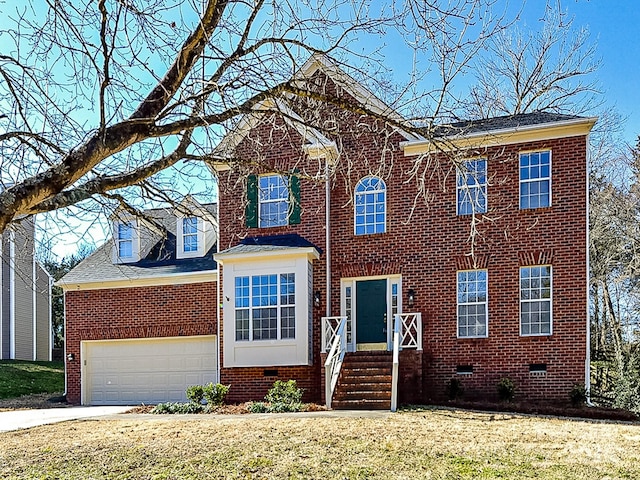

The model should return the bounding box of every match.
[355,279,387,344]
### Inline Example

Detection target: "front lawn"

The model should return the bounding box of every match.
[0,360,64,399]
[1,408,639,479]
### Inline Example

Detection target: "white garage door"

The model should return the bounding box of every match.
[82,336,217,406]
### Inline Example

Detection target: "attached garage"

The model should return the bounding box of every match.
[81,336,217,405]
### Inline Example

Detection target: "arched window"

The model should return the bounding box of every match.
[354,176,386,235]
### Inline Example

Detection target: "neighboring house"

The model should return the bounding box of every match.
[62,55,595,408]
[1,217,52,361]
[58,198,218,405]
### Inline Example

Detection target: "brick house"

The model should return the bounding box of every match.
[61,56,595,407]
[1,217,52,361]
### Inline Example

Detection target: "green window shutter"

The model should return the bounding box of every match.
[245,174,258,228]
[289,172,301,225]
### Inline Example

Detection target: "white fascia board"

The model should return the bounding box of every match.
[401,117,598,154]
[215,246,320,264]
[57,269,218,291]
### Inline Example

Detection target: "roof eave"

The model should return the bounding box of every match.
[214,246,320,264]
[401,116,598,156]
[56,269,219,291]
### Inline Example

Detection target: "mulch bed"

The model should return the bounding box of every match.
[435,399,639,422]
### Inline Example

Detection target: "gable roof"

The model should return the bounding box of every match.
[57,203,218,290]
[211,53,419,170]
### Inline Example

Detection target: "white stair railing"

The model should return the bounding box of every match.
[397,313,422,350]
[390,314,401,412]
[321,316,346,352]
[391,312,423,412]
[324,317,347,409]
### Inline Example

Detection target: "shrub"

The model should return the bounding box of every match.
[151,402,204,414]
[247,401,269,413]
[203,382,230,407]
[265,380,303,405]
[497,377,516,402]
[569,383,587,406]
[446,378,464,400]
[186,385,205,404]
[247,380,305,414]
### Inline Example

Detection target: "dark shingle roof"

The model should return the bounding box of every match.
[433,112,583,138]
[217,234,322,256]
[58,203,218,286]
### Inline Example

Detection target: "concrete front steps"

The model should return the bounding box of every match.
[331,351,392,410]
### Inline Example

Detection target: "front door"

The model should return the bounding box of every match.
[355,279,387,345]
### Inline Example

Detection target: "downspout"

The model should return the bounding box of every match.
[216,268,221,384]
[585,133,593,406]
[325,157,331,318]
[63,289,67,397]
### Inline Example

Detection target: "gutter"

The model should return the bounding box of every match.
[400,116,598,152]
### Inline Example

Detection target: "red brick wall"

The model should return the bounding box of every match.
[216,74,588,405]
[65,282,217,404]
[222,366,319,403]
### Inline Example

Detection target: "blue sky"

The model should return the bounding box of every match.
[518,0,640,143]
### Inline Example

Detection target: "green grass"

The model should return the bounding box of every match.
[0,360,64,399]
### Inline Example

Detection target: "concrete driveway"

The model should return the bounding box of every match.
[0,406,132,432]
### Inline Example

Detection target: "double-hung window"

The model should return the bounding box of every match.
[234,274,296,341]
[354,176,386,235]
[259,174,289,227]
[457,270,488,338]
[457,159,487,215]
[520,151,551,209]
[245,173,301,228]
[117,222,134,259]
[520,266,552,335]
[182,216,199,252]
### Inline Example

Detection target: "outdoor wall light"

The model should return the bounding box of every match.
[408,288,416,308]
[314,291,321,308]
[67,353,75,362]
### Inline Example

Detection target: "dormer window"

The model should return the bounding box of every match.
[182,217,199,252]
[175,200,217,259]
[118,222,134,258]
[112,217,143,264]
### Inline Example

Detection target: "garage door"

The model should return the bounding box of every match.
[82,336,217,406]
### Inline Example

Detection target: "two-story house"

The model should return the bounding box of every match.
[61,55,595,408]
[1,217,52,361]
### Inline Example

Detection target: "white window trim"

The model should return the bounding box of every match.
[456,159,487,216]
[456,269,489,339]
[354,176,387,235]
[112,219,140,263]
[258,174,289,228]
[234,273,296,342]
[177,216,205,259]
[519,150,552,210]
[519,265,553,337]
